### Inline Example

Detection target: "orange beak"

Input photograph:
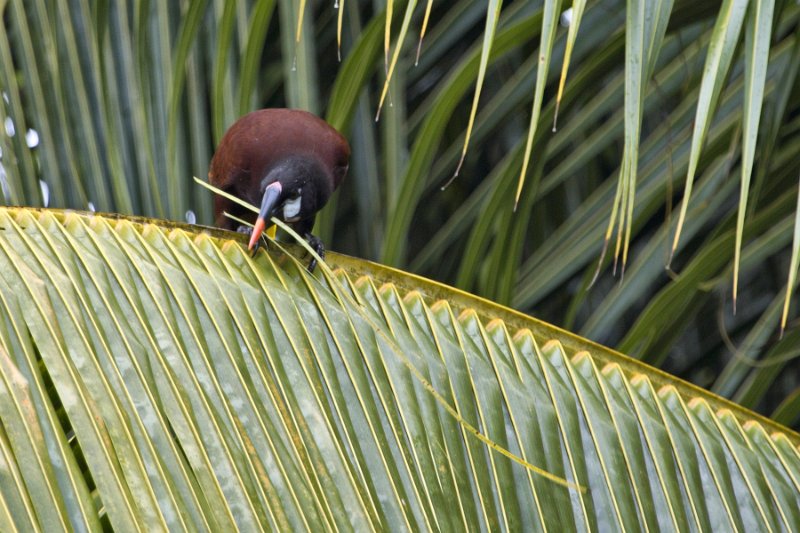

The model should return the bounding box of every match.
[248,217,267,250]
[248,181,282,251]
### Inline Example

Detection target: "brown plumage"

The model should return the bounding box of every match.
[209,108,350,270]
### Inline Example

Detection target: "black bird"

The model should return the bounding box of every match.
[209,109,350,271]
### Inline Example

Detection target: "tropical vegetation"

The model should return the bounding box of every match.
[1,0,799,528]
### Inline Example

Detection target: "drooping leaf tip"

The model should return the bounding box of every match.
[589,238,610,289]
[552,101,561,132]
[441,173,457,191]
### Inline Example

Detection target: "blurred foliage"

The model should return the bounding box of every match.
[1,0,799,428]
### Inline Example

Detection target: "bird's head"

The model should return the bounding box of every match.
[248,155,343,250]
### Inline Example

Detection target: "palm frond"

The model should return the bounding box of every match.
[0,207,797,528]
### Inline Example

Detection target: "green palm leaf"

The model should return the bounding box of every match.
[2,2,800,520]
[0,207,796,529]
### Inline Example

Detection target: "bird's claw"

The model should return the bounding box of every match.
[305,233,325,273]
[238,224,322,272]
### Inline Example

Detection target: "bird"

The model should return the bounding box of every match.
[209,108,350,272]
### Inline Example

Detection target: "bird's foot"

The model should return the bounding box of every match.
[305,233,325,273]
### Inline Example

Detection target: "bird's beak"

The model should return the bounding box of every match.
[248,181,282,250]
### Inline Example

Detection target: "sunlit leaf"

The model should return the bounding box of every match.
[734,0,775,310]
[670,0,749,261]
[0,208,795,528]
[514,0,561,210]
[450,0,503,184]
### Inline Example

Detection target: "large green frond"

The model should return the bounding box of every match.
[2,0,800,460]
[0,208,797,529]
